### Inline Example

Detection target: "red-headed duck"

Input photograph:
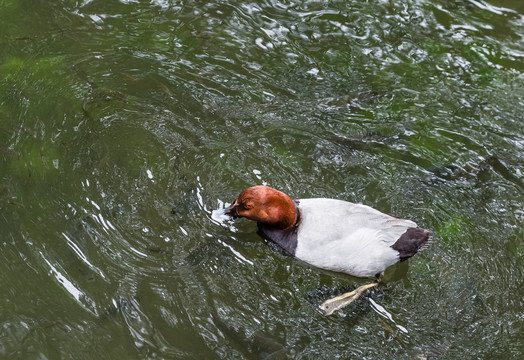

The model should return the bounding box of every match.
[219,185,430,315]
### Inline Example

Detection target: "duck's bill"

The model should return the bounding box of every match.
[223,202,238,218]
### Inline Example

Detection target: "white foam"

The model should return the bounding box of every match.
[211,208,233,223]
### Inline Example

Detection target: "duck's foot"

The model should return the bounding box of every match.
[320,282,379,315]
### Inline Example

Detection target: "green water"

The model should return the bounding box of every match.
[1,0,523,358]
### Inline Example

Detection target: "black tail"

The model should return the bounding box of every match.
[391,227,430,262]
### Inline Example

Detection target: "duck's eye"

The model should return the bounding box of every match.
[244,203,253,209]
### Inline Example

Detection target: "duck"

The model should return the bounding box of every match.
[219,185,430,315]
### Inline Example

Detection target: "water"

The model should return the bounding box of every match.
[1,0,523,358]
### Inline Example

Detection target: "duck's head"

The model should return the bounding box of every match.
[225,185,297,231]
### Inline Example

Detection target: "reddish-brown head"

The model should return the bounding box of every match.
[225,186,297,231]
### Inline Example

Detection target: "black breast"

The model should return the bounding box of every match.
[257,224,298,256]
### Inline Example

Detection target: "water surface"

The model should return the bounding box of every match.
[1,0,523,358]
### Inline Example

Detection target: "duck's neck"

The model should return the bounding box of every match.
[263,191,298,231]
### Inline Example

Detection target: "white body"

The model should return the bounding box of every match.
[294,198,417,277]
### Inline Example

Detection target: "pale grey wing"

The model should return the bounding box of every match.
[294,198,417,277]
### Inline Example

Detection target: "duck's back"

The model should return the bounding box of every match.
[294,198,425,277]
